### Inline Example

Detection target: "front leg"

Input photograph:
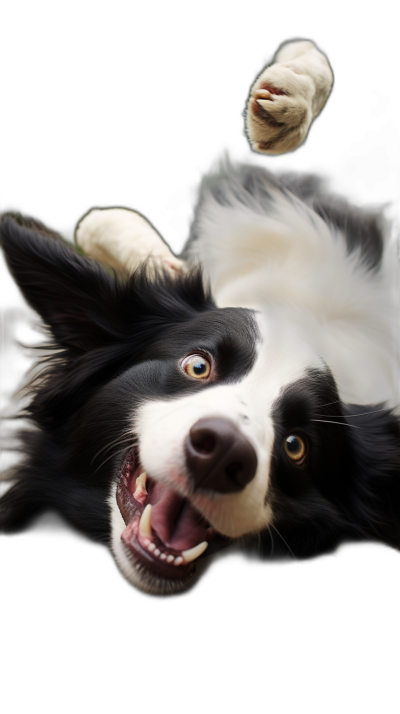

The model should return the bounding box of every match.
[75,207,183,275]
[245,39,333,154]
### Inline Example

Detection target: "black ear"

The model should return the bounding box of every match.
[0,214,122,353]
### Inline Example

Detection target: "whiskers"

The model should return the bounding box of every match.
[253,522,297,559]
[270,523,297,559]
[315,407,386,419]
[311,419,361,429]
[91,431,136,474]
[312,407,388,430]
[90,430,134,466]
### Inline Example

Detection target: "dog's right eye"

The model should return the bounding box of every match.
[284,434,307,464]
[181,354,211,380]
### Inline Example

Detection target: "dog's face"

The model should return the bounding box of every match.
[106,311,333,593]
[1,216,400,595]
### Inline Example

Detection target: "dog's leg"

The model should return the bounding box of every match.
[245,39,333,154]
[76,40,333,273]
[75,207,183,275]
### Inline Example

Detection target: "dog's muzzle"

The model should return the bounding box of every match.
[185,417,257,494]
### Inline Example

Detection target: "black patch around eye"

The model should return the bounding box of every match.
[269,368,345,499]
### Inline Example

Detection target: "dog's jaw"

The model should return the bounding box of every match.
[109,449,229,595]
[109,486,230,595]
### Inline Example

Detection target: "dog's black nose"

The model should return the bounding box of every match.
[185,417,257,494]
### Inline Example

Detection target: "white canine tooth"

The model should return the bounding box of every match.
[136,472,147,489]
[181,541,208,564]
[154,548,161,557]
[133,471,148,504]
[174,556,183,566]
[148,543,156,552]
[166,555,174,563]
[160,554,166,560]
[139,504,152,539]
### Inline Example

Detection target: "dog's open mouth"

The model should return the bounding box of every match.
[117,448,226,584]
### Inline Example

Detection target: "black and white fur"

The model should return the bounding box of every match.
[1,44,400,595]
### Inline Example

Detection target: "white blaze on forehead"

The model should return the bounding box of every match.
[245,312,325,401]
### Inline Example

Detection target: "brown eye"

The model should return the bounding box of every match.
[284,434,307,463]
[181,354,211,380]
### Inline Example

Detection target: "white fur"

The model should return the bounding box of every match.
[245,39,334,154]
[108,312,324,592]
[134,314,323,540]
[76,165,399,410]
[185,186,399,408]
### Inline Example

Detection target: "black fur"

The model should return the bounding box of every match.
[0,214,259,540]
[264,369,400,557]
[1,192,400,585]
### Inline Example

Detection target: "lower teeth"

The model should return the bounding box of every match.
[140,534,208,566]
[136,496,209,566]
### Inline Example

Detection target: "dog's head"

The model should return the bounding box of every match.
[1,215,400,594]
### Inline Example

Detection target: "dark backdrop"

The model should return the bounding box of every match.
[0,5,400,686]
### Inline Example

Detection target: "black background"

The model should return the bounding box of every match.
[0,9,400,680]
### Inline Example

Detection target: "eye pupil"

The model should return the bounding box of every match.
[286,435,300,453]
[284,434,306,462]
[182,354,212,380]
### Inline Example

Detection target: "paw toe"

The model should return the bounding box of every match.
[254,88,272,101]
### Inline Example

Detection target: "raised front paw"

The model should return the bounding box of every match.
[245,40,333,155]
[245,64,314,154]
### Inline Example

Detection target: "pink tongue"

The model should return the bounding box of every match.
[150,483,208,551]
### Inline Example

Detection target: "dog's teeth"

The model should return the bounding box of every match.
[160,553,167,560]
[133,472,148,504]
[139,504,152,538]
[154,548,161,557]
[174,556,183,566]
[181,541,208,564]
[148,542,156,552]
[136,472,147,488]
[166,555,174,563]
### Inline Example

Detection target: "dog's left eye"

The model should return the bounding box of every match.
[181,354,211,379]
[284,434,307,463]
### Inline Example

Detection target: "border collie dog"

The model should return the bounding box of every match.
[1,41,400,594]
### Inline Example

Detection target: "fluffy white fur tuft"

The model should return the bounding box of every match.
[185,185,399,407]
